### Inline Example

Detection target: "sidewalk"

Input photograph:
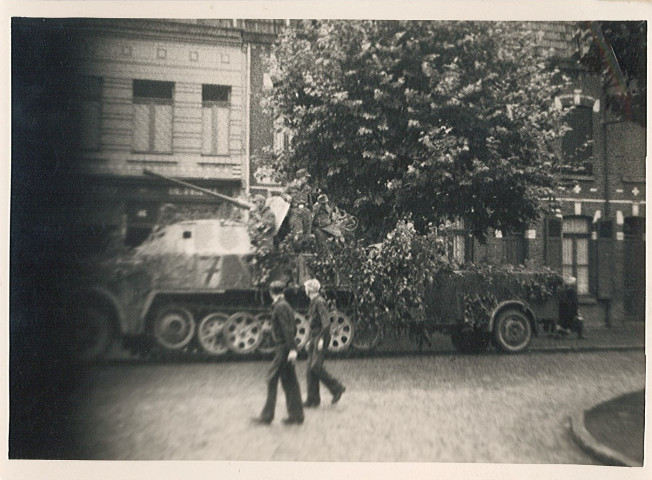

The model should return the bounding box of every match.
[570,389,645,466]
[530,321,645,353]
[367,320,645,356]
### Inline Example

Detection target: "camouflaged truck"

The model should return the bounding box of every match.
[422,268,563,354]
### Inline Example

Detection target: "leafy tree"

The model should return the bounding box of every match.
[574,21,646,126]
[264,21,569,242]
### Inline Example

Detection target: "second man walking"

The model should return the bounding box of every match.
[303,278,346,407]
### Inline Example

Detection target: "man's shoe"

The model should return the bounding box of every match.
[578,335,587,340]
[303,401,320,408]
[332,387,346,404]
[282,417,304,425]
[251,416,272,425]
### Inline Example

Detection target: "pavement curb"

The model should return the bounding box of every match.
[569,409,642,467]
[529,344,645,354]
[96,343,645,364]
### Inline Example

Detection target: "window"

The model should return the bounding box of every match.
[562,217,590,294]
[441,219,472,265]
[202,84,231,156]
[274,129,291,153]
[561,106,593,175]
[132,80,174,153]
[79,76,103,150]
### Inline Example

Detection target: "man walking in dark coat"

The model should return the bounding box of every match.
[303,278,345,407]
[253,281,304,425]
[557,276,586,339]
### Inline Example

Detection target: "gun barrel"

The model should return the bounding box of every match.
[143,169,253,210]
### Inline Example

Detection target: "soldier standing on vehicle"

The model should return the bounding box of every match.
[284,168,313,240]
[303,278,346,408]
[253,281,304,425]
[312,194,345,244]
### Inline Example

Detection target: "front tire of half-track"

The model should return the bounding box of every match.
[71,304,114,361]
[152,305,196,351]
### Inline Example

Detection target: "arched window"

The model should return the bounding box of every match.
[561,106,594,175]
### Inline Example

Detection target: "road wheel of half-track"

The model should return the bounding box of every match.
[492,308,532,353]
[225,312,263,354]
[152,305,196,351]
[197,312,229,356]
[256,313,276,354]
[328,310,354,353]
[294,313,310,352]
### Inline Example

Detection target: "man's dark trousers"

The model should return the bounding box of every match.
[306,339,343,405]
[260,346,304,422]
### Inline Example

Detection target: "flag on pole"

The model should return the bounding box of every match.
[587,21,631,114]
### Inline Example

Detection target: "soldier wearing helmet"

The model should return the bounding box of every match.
[284,168,314,240]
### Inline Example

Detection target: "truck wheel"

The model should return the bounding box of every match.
[328,310,354,353]
[450,328,490,354]
[294,313,310,352]
[256,313,276,355]
[492,308,532,353]
[351,320,382,351]
[153,305,196,351]
[197,312,229,356]
[71,304,114,361]
[225,312,263,354]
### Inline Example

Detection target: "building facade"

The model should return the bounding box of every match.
[12,19,644,324]
[54,19,282,247]
[447,23,646,324]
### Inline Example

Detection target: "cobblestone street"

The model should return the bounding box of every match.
[61,350,645,463]
[8,13,649,480]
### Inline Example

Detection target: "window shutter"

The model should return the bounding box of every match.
[201,106,213,155]
[596,220,614,299]
[216,106,230,155]
[133,103,150,151]
[153,104,172,152]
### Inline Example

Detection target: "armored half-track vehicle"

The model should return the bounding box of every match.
[69,217,357,360]
[67,171,564,360]
[67,171,356,360]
